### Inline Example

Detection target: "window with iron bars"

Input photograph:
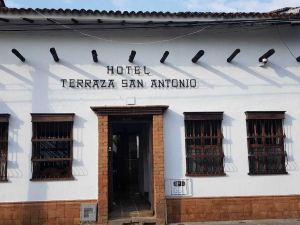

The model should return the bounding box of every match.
[31,114,75,181]
[245,111,287,175]
[184,112,225,176]
[0,114,9,182]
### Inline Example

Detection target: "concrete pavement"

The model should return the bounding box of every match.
[170,219,300,225]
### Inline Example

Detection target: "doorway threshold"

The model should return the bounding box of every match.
[108,216,157,225]
[109,195,153,220]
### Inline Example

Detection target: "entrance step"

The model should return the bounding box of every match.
[110,209,153,219]
[108,217,157,225]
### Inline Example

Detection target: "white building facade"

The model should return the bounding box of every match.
[0,3,300,225]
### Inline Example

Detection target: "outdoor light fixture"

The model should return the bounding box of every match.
[160,51,169,63]
[227,49,241,63]
[11,49,25,62]
[259,49,275,63]
[129,50,136,63]
[92,50,98,63]
[296,56,300,62]
[50,47,59,62]
[192,50,205,63]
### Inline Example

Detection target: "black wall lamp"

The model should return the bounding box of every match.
[259,49,275,64]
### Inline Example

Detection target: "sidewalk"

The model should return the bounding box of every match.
[170,219,300,225]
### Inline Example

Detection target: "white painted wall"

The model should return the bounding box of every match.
[0,24,299,202]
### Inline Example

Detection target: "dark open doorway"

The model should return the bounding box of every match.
[108,116,153,219]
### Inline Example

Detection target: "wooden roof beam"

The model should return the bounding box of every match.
[160,51,169,63]
[92,50,98,63]
[12,49,25,62]
[129,50,136,63]
[192,50,205,63]
[227,49,240,63]
[50,47,59,62]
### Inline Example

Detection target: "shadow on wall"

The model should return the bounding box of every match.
[135,60,168,79]
[223,114,238,173]
[165,62,215,89]
[27,182,49,200]
[22,59,50,223]
[132,59,299,93]
[269,62,300,83]
[31,61,51,112]
[232,61,282,88]
[200,62,248,89]
[0,101,24,180]
[164,109,184,178]
[61,60,100,80]
[164,109,184,223]
[62,59,135,80]
[0,64,33,86]
[72,115,88,177]
[284,114,298,172]
[35,62,62,82]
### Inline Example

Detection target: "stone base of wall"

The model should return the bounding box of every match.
[167,195,300,223]
[3,195,300,225]
[0,199,97,225]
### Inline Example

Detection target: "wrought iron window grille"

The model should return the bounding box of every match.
[31,114,75,181]
[184,112,225,176]
[245,112,287,175]
[0,114,9,182]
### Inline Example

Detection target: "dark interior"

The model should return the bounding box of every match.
[109,116,152,219]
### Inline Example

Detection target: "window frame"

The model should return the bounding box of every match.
[184,112,225,177]
[245,111,287,175]
[0,114,9,182]
[31,113,75,181]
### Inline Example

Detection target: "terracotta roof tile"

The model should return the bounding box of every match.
[0,0,5,8]
[0,7,299,19]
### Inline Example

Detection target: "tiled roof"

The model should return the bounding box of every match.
[0,0,5,8]
[0,7,299,20]
[270,7,300,14]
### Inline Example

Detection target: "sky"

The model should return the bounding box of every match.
[4,0,300,13]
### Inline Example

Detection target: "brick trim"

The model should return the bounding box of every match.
[94,106,168,225]
[152,114,166,224]
[98,115,109,225]
[167,195,300,223]
[91,105,168,116]
[0,199,97,225]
